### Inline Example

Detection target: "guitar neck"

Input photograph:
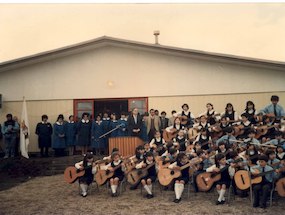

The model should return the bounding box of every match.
[180,158,202,170]
[145,162,156,170]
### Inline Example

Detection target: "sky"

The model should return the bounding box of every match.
[0,3,285,63]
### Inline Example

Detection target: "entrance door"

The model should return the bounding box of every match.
[94,99,128,118]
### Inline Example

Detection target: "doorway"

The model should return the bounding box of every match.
[94,99,128,118]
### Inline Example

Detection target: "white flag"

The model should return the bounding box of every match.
[20,97,29,159]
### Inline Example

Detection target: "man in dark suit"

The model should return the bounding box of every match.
[160,111,169,134]
[127,108,143,137]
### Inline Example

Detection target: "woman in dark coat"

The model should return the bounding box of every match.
[77,112,92,155]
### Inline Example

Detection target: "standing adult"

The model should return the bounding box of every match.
[12,116,20,157]
[160,111,169,134]
[259,95,285,123]
[52,114,66,157]
[127,108,143,137]
[145,109,161,141]
[35,114,53,157]
[2,114,19,158]
[91,115,104,155]
[77,112,92,155]
[65,115,77,156]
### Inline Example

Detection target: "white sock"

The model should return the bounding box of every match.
[218,189,226,202]
[217,189,221,195]
[144,185,152,195]
[80,184,87,194]
[148,184,153,195]
[177,184,184,199]
[111,185,118,194]
[111,185,116,193]
[174,183,180,199]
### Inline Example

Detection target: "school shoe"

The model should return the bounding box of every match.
[147,194,154,199]
[82,192,87,197]
[173,198,181,203]
[216,201,224,205]
[4,155,8,159]
[260,204,267,209]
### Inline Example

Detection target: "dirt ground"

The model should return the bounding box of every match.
[0,174,284,215]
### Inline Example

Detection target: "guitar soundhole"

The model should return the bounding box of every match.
[170,170,174,175]
[69,170,72,178]
[106,170,110,175]
[138,170,142,175]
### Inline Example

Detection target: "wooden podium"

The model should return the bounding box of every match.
[108,137,143,156]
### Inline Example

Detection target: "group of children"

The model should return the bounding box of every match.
[74,126,285,209]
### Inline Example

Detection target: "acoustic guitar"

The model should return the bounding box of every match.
[163,128,178,143]
[276,177,285,197]
[255,124,279,139]
[94,157,131,186]
[127,162,156,186]
[234,167,285,190]
[188,128,198,141]
[196,158,243,192]
[64,166,86,184]
[158,157,202,186]
[64,160,105,184]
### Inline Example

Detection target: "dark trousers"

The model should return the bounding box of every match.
[253,182,271,206]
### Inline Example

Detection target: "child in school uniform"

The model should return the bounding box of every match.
[174,129,188,152]
[136,151,157,199]
[117,112,128,137]
[75,153,97,197]
[168,152,191,203]
[251,155,277,208]
[206,153,235,205]
[65,115,77,156]
[149,130,166,149]
[104,152,125,197]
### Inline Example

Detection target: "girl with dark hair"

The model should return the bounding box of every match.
[75,152,97,197]
[52,114,66,157]
[206,153,234,205]
[77,112,92,155]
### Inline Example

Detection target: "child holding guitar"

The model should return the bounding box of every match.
[75,153,97,197]
[206,153,235,205]
[135,151,157,199]
[104,152,126,197]
[251,155,277,208]
[168,152,191,203]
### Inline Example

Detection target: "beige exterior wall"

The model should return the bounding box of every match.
[0,45,284,102]
[0,100,73,152]
[1,92,285,152]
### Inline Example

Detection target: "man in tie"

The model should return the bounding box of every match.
[259,95,285,123]
[127,108,143,137]
[251,155,277,209]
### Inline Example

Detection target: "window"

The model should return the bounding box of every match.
[128,98,148,115]
[74,100,94,120]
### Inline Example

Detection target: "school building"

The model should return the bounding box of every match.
[0,36,285,152]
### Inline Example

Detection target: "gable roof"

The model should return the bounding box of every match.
[0,35,285,72]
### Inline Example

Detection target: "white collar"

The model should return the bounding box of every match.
[68,121,74,123]
[41,121,47,124]
[120,118,127,121]
[56,121,63,125]
[113,160,121,165]
[82,119,89,123]
[96,120,102,124]
[146,160,153,165]
[103,117,110,120]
